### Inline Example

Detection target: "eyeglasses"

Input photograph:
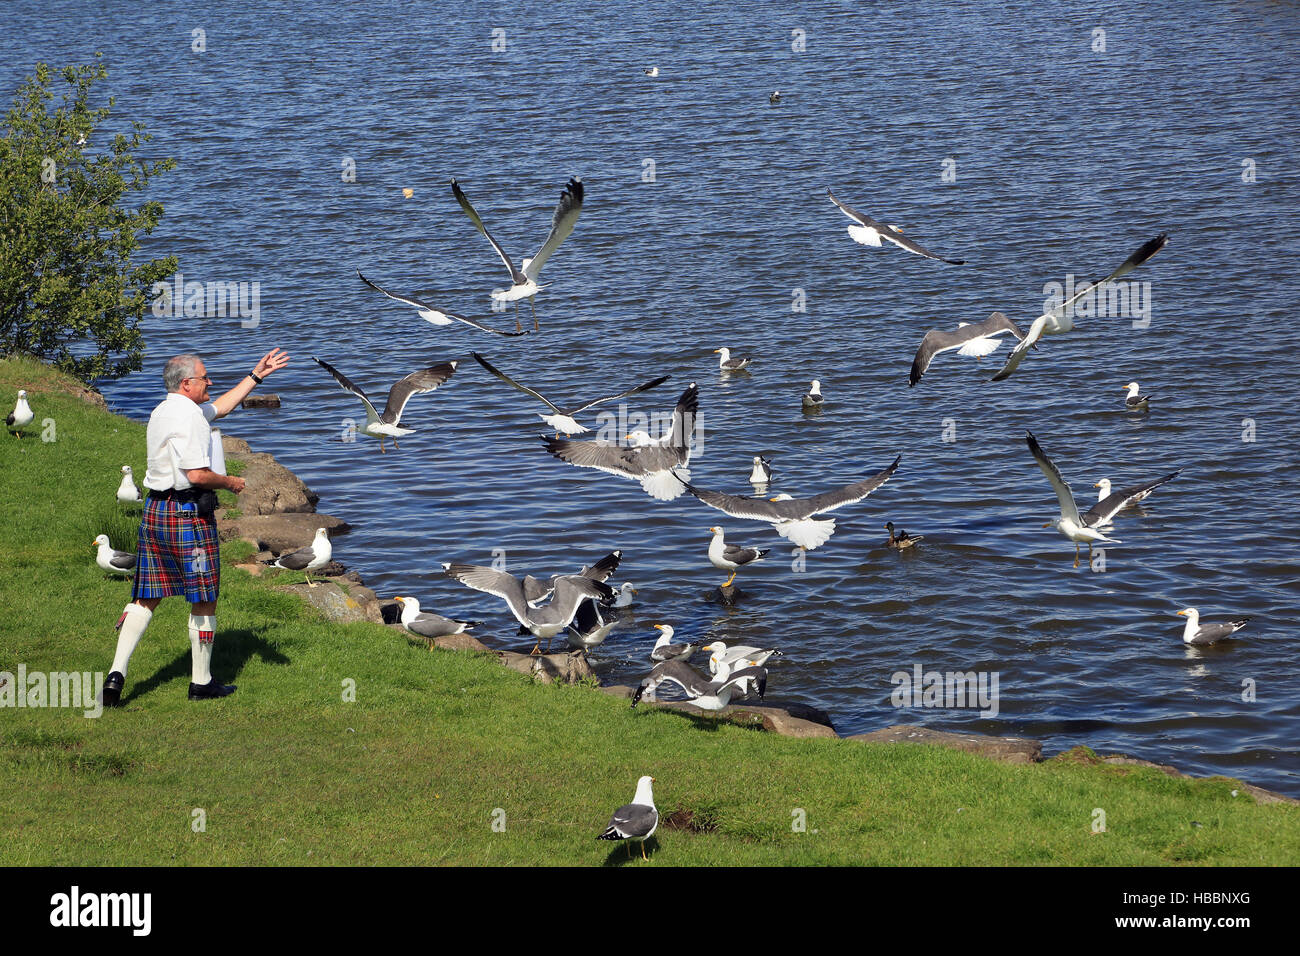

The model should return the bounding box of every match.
[184,375,213,383]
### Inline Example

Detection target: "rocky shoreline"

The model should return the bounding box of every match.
[215,432,1297,807]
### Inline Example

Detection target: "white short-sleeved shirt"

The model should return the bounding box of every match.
[143,392,219,491]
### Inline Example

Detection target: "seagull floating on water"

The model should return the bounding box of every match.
[611,582,638,608]
[1025,432,1119,568]
[471,352,668,437]
[451,176,583,332]
[827,187,965,265]
[714,348,751,373]
[990,234,1169,382]
[708,526,769,588]
[263,527,333,587]
[598,775,658,860]
[644,67,659,77]
[1123,381,1150,411]
[749,455,773,486]
[540,383,699,501]
[394,596,480,639]
[1083,471,1181,529]
[802,380,824,410]
[685,456,900,550]
[116,466,142,504]
[909,312,1028,386]
[769,90,782,103]
[93,535,136,577]
[357,271,528,336]
[1176,608,1251,646]
[6,390,33,437]
[313,357,458,453]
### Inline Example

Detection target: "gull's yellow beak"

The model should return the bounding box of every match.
[652,624,664,631]
[1042,522,1052,528]
[1177,610,1189,617]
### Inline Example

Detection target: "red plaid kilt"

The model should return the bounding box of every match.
[131,495,221,602]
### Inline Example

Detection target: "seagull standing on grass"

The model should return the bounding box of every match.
[313,357,458,453]
[598,775,658,860]
[93,535,136,576]
[263,528,333,587]
[990,234,1169,381]
[1123,381,1151,411]
[1176,608,1251,646]
[6,389,33,437]
[827,188,966,264]
[451,176,584,332]
[117,466,142,504]
[394,596,480,639]
[1025,432,1120,568]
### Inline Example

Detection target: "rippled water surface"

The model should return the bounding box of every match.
[5,1,1299,793]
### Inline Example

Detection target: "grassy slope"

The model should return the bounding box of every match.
[1,355,1296,866]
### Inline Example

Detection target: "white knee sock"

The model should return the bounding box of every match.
[189,614,216,685]
[110,604,153,678]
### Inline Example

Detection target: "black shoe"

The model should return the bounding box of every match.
[102,671,125,707]
[188,679,237,700]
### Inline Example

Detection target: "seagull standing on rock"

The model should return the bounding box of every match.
[263,528,333,587]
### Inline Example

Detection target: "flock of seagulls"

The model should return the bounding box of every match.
[30,161,1255,861]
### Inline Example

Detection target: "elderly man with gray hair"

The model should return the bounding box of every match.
[102,348,290,706]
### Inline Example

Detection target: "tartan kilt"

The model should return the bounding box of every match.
[131,495,221,602]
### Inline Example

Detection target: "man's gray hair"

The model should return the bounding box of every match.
[164,354,203,392]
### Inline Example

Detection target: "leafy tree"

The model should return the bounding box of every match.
[0,56,176,382]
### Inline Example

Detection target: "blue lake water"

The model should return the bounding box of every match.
[4,1,1299,794]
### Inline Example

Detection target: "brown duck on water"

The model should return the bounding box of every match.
[885,521,923,550]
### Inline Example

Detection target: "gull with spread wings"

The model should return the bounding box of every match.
[827,187,965,265]
[991,234,1169,382]
[471,352,668,438]
[910,312,1028,387]
[313,356,458,453]
[1025,431,1121,568]
[683,456,901,550]
[357,271,528,336]
[540,383,699,501]
[451,176,584,331]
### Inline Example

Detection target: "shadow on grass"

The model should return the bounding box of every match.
[124,628,290,704]
[601,835,659,867]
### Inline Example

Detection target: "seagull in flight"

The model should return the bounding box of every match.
[451,176,584,332]
[909,312,1028,386]
[827,187,965,265]
[357,271,528,336]
[684,456,901,550]
[990,234,1169,382]
[471,352,669,437]
[313,357,458,453]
